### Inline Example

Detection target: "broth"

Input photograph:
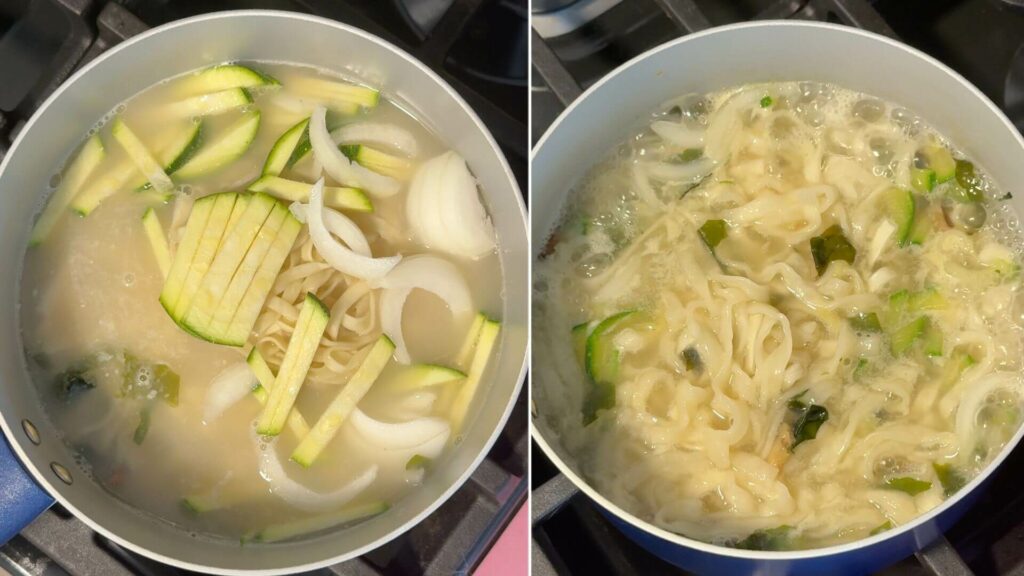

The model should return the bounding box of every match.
[20,61,503,540]
[533,82,1024,550]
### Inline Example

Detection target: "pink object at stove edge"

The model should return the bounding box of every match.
[475,501,528,575]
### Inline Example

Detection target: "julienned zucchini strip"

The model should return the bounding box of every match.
[141,208,171,278]
[263,118,308,176]
[111,118,174,193]
[168,87,251,118]
[290,335,395,466]
[246,348,311,438]
[257,293,331,436]
[243,501,388,543]
[222,214,302,345]
[448,317,501,438]
[248,175,372,212]
[179,64,280,95]
[286,77,380,109]
[173,111,261,179]
[181,193,278,334]
[339,145,412,179]
[391,364,466,391]
[158,191,301,347]
[30,134,105,244]
[455,313,487,369]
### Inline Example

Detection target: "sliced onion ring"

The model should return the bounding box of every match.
[203,362,255,424]
[331,122,419,158]
[303,179,400,280]
[406,151,496,260]
[255,429,377,512]
[349,408,450,452]
[378,255,473,364]
[310,106,399,198]
[290,201,371,257]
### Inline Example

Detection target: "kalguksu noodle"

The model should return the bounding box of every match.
[533,82,1024,550]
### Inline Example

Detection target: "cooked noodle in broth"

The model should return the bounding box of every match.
[533,82,1024,549]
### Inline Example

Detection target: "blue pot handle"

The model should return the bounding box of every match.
[0,434,53,544]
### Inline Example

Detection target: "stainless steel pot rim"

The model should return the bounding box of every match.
[529,19,1024,560]
[0,9,528,575]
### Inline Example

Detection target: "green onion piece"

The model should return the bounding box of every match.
[952,160,984,203]
[885,476,932,496]
[699,219,727,250]
[677,148,703,162]
[849,312,882,332]
[870,520,893,536]
[406,455,430,471]
[582,381,615,426]
[133,406,152,445]
[55,368,95,402]
[682,347,703,373]
[732,525,792,551]
[760,95,773,108]
[809,224,856,276]
[853,358,870,377]
[932,462,966,496]
[791,404,828,449]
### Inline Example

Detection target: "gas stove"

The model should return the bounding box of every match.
[0,1,527,575]
[530,1,1024,575]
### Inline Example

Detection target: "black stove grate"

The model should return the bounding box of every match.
[530,1,1024,575]
[0,0,528,192]
[0,1,527,574]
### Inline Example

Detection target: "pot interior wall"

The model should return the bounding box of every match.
[0,11,527,573]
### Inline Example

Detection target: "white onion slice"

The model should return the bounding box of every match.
[643,158,716,183]
[381,288,412,364]
[331,122,419,158]
[310,106,400,197]
[203,362,256,424]
[378,255,474,364]
[349,408,450,452]
[303,179,400,280]
[290,201,371,257]
[392,391,438,420]
[650,120,704,148]
[378,255,473,311]
[406,151,496,260]
[255,430,377,512]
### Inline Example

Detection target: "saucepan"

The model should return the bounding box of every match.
[0,9,528,575]
[531,21,1024,576]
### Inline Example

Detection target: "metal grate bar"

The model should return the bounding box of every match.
[806,0,896,38]
[756,0,810,20]
[531,29,582,107]
[652,0,711,33]
[916,536,975,576]
[419,0,484,66]
[531,473,578,524]
[570,498,641,575]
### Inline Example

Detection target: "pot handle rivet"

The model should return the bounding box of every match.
[21,419,40,445]
[50,462,72,485]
